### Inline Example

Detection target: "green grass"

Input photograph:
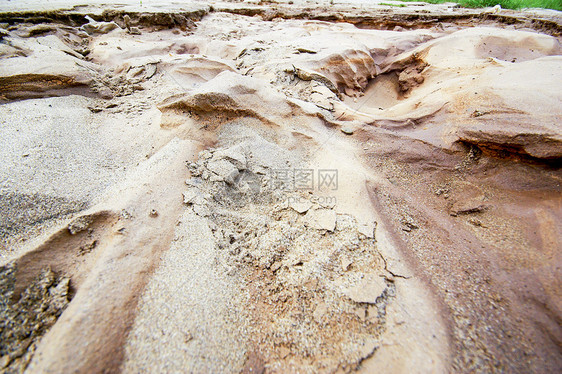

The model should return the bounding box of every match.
[394,0,562,11]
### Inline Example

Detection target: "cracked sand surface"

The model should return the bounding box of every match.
[0,1,561,373]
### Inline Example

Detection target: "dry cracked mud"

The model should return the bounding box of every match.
[0,1,561,373]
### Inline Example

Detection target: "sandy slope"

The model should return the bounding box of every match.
[0,1,561,373]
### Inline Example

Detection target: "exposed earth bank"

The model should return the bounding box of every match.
[0,1,561,373]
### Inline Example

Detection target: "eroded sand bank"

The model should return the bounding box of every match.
[0,1,561,373]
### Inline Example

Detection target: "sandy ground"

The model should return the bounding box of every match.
[0,1,561,373]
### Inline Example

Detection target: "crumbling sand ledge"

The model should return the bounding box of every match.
[1,2,561,35]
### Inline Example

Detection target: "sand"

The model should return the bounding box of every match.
[0,1,561,373]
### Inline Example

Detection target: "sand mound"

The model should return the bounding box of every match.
[340,27,562,160]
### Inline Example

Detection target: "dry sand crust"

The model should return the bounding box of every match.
[0,0,561,373]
